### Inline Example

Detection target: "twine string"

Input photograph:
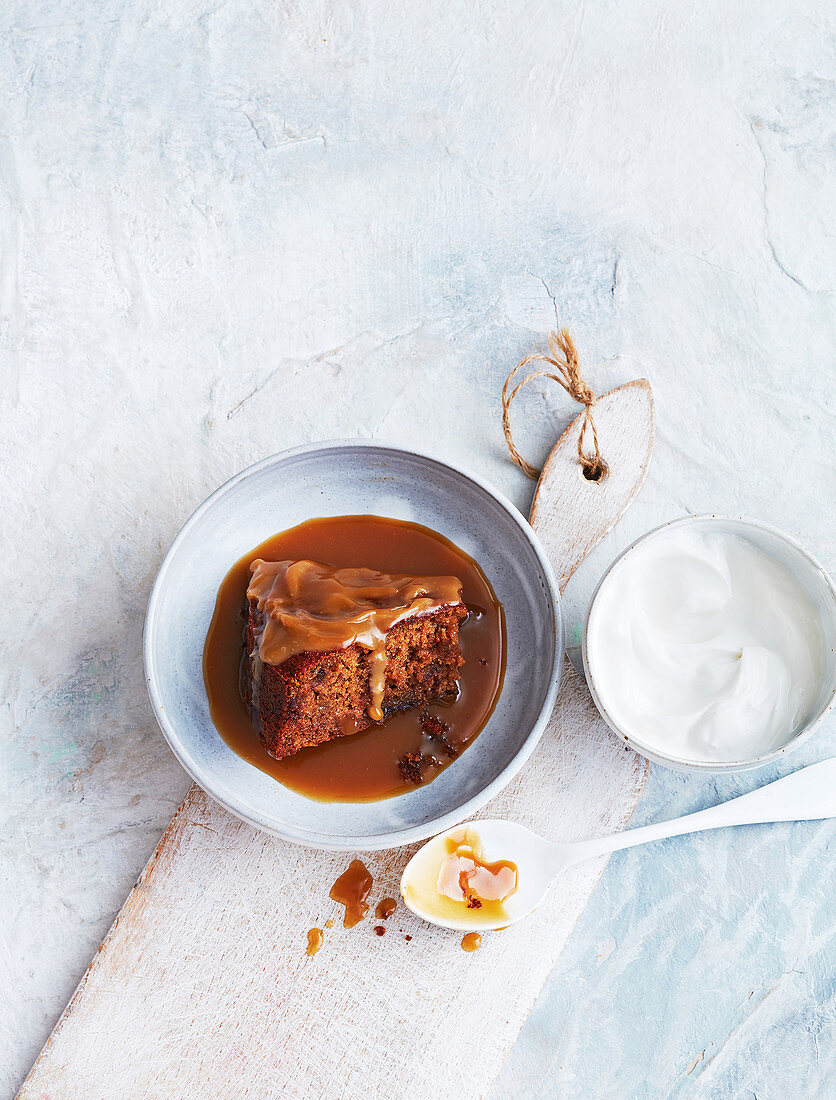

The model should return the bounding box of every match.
[501,329,606,481]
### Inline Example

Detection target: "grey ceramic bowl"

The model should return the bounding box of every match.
[144,441,562,849]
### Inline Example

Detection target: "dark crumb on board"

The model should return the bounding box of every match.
[405,935,412,941]
[374,926,385,936]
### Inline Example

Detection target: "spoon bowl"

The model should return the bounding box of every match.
[400,819,562,931]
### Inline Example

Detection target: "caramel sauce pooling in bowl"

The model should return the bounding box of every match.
[203,516,506,803]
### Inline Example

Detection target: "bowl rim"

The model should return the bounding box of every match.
[582,513,836,773]
[144,438,563,849]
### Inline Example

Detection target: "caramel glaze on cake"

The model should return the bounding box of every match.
[244,559,467,760]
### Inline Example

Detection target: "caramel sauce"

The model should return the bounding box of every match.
[306,928,323,956]
[375,897,397,920]
[461,932,482,952]
[329,859,373,928]
[438,831,518,911]
[248,560,463,722]
[203,516,505,802]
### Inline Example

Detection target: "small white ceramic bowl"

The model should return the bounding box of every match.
[582,515,836,773]
[144,441,562,849]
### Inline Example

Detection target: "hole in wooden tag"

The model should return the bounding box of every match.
[581,459,608,483]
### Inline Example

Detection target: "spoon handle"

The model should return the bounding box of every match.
[568,758,836,863]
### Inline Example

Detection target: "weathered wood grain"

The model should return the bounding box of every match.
[18,382,654,1100]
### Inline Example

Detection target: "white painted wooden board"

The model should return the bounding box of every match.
[18,383,654,1100]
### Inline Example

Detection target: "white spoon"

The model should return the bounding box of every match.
[400,757,836,931]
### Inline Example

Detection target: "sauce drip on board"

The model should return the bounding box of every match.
[203,516,505,802]
[248,559,463,722]
[306,928,323,956]
[329,860,373,928]
[461,933,482,952]
[375,898,397,920]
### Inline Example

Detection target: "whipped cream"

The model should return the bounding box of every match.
[586,525,826,762]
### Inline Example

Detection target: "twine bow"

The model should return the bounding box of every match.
[501,329,606,481]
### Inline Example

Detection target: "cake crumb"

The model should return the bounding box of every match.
[398,752,425,784]
[420,711,460,759]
